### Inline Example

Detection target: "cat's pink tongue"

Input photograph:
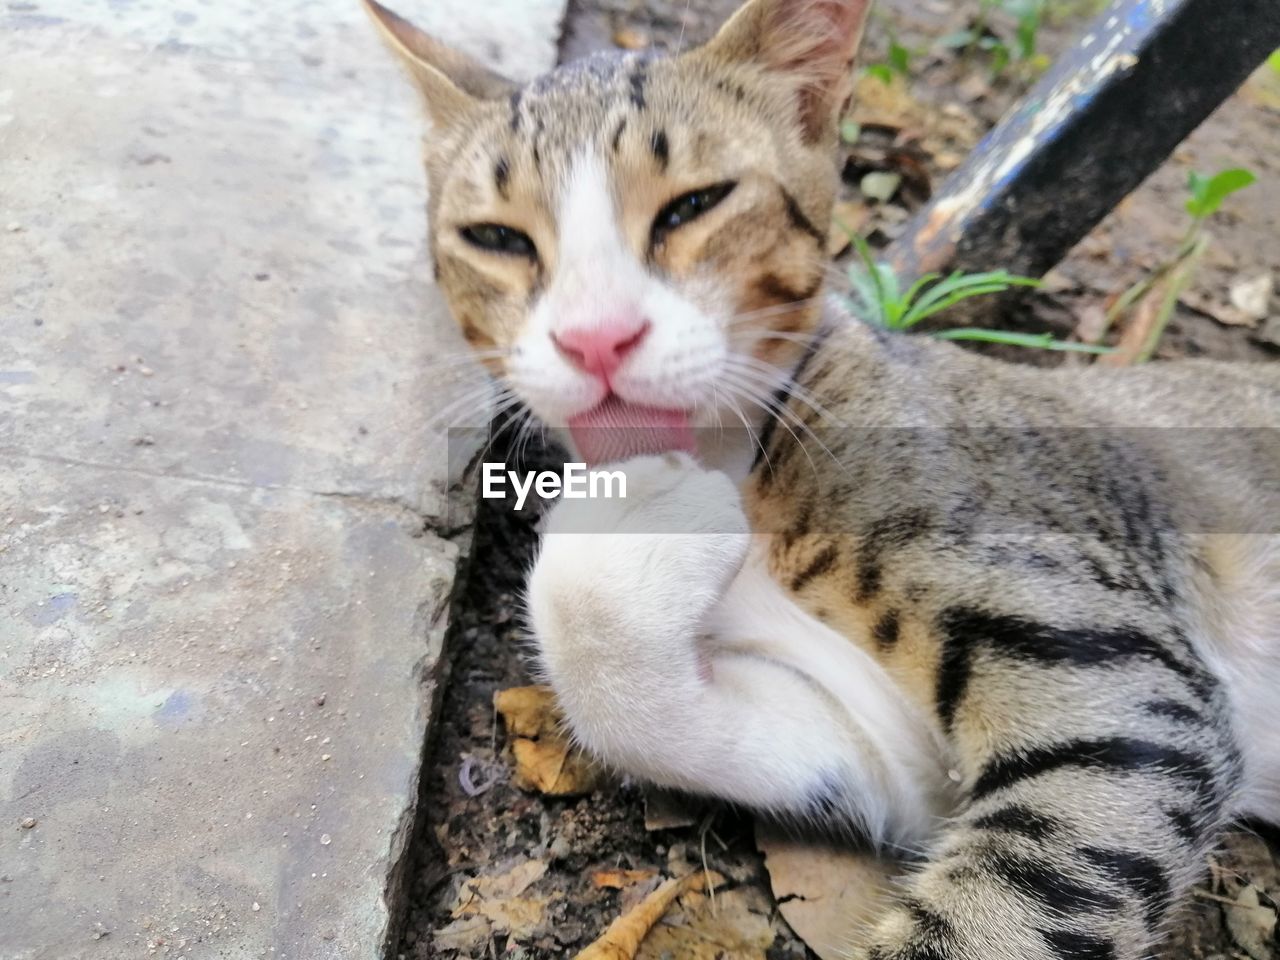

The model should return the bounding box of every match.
[568,396,695,466]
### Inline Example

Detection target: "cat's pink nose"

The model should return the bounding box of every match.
[552,318,650,379]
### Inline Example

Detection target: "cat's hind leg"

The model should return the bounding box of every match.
[855,612,1240,960]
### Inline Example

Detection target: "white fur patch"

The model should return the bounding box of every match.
[526,454,950,848]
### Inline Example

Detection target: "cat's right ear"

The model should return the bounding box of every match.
[363,0,515,127]
[696,0,872,143]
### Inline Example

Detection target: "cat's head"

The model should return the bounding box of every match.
[367,0,870,462]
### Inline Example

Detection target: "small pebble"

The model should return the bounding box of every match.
[321,754,331,762]
[20,817,37,829]
[320,833,332,846]
[251,902,261,912]
[6,222,21,232]
[314,694,326,707]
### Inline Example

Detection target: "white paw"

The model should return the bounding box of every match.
[528,453,750,661]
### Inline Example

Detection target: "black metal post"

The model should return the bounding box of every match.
[886,0,1280,282]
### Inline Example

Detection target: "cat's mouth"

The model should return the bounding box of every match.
[567,395,696,466]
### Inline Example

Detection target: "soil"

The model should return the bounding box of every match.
[396,3,1279,958]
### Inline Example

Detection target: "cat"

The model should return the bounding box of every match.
[365,0,1280,957]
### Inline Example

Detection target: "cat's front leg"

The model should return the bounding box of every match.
[527,454,944,846]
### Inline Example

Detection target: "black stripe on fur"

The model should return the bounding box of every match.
[934,608,1213,731]
[972,737,1216,801]
[1040,928,1116,960]
[971,804,1059,842]
[1080,846,1170,928]
[988,850,1120,916]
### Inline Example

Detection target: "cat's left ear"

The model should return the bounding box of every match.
[363,0,516,127]
[696,0,872,143]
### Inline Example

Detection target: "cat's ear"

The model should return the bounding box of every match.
[363,0,516,126]
[697,0,872,142]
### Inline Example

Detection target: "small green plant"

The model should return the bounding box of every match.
[1096,168,1257,362]
[865,37,914,84]
[939,0,1050,78]
[1269,49,1280,75]
[1185,168,1257,219]
[846,237,1110,353]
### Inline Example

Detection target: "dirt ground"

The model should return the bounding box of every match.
[395,2,1279,958]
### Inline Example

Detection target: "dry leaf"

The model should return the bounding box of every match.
[756,824,897,960]
[850,73,919,130]
[592,869,660,890]
[494,686,561,738]
[643,786,703,832]
[449,860,553,945]
[860,171,902,204]
[638,881,776,960]
[574,871,724,960]
[495,686,605,796]
[1231,273,1274,320]
[510,735,603,795]
[828,201,871,258]
[1226,883,1277,960]
[432,914,492,953]
[1181,289,1257,328]
[613,27,650,50]
[1099,278,1168,367]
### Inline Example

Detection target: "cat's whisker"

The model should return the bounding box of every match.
[723,296,828,327]
[725,354,846,431]
[720,364,847,476]
[510,408,534,474]
[720,373,820,477]
[413,347,511,378]
[719,388,772,479]
[426,379,521,433]
[731,350,841,413]
[475,400,532,467]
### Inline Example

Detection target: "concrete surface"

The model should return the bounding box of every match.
[0,1,565,958]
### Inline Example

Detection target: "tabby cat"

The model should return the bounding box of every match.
[366,0,1280,956]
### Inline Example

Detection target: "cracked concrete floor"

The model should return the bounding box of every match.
[0,0,565,957]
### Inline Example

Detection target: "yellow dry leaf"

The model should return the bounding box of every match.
[574,872,724,960]
[494,685,560,738]
[637,881,776,960]
[591,869,660,890]
[510,737,603,795]
[495,685,605,796]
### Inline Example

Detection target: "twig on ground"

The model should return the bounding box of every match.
[573,871,725,960]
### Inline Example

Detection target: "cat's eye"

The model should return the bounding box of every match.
[460,223,537,259]
[651,181,737,243]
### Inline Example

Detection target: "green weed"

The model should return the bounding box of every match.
[865,38,914,84]
[940,0,1053,78]
[1096,168,1257,362]
[845,237,1109,353]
